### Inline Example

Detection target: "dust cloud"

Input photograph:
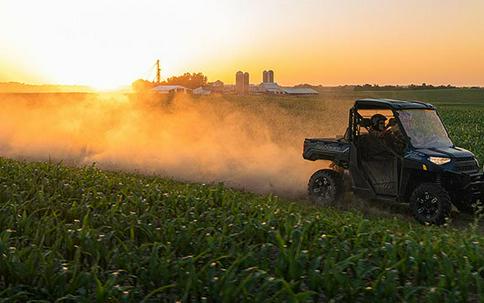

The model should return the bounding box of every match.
[0,93,351,197]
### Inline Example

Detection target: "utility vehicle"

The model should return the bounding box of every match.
[303,98,484,224]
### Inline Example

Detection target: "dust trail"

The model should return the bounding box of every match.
[0,93,352,197]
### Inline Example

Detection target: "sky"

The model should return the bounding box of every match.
[1,0,484,89]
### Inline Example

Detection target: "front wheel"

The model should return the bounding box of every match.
[454,199,482,215]
[307,169,344,206]
[409,183,451,225]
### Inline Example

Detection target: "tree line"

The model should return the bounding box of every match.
[354,83,457,91]
[132,72,207,92]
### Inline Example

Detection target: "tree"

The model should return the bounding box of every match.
[164,72,207,89]
[131,72,208,92]
[132,79,155,92]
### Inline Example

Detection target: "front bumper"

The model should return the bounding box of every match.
[467,173,484,203]
[445,171,484,204]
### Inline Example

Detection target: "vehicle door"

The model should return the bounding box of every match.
[352,109,403,196]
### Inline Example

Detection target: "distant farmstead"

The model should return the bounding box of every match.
[281,87,319,95]
[152,85,191,94]
[193,87,211,95]
[259,82,284,94]
[258,84,318,95]
[257,70,319,95]
[209,80,224,93]
[235,71,250,95]
[146,65,319,96]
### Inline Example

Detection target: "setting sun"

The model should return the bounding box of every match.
[1,0,484,87]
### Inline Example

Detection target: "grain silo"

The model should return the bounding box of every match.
[268,70,274,83]
[262,70,268,83]
[235,71,244,94]
[244,72,250,94]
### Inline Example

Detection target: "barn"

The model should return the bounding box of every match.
[152,85,191,94]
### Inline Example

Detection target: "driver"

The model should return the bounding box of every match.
[369,114,387,138]
[384,118,406,152]
[369,114,406,153]
[364,114,388,158]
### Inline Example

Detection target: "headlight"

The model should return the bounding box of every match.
[429,157,451,165]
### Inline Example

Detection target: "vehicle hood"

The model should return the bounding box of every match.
[415,146,475,159]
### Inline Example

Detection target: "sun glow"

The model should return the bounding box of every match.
[1,0,484,87]
[0,0,241,88]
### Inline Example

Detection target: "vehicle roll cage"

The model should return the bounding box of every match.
[346,99,454,150]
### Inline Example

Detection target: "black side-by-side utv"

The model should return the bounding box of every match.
[303,98,484,225]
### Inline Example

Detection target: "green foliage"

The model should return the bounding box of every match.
[0,158,482,302]
[131,72,208,92]
[438,104,484,163]
[164,72,207,89]
[132,79,156,93]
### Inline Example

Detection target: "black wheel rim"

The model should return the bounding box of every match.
[312,176,336,202]
[416,191,440,221]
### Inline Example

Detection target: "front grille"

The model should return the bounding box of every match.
[454,158,479,173]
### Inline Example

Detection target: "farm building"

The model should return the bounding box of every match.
[235,71,250,95]
[208,80,224,93]
[258,82,285,94]
[257,69,318,95]
[258,82,319,95]
[281,87,319,95]
[152,85,191,94]
[193,87,211,95]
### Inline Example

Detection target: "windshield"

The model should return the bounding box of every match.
[397,109,453,148]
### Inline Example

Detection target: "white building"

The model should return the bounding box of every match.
[258,82,284,94]
[258,82,319,95]
[193,87,211,95]
[153,85,191,94]
[281,87,319,95]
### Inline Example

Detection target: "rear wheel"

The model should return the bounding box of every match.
[308,169,344,206]
[410,183,451,225]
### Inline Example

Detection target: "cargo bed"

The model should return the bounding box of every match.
[303,138,350,166]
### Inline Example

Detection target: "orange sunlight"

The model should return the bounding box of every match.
[1,0,484,87]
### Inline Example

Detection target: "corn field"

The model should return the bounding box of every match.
[0,158,482,302]
[1,90,484,301]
